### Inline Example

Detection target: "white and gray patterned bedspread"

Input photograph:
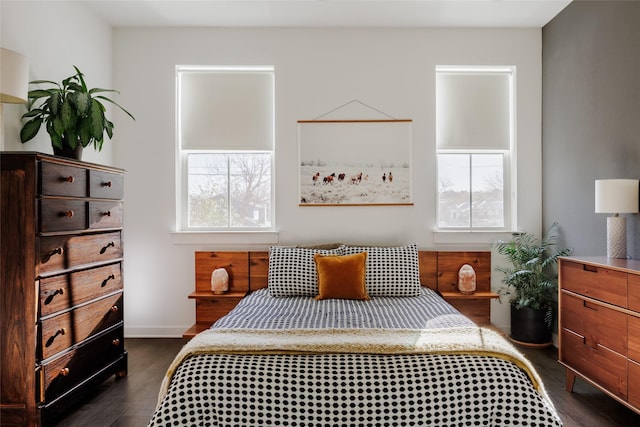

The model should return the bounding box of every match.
[149,290,563,426]
[211,287,474,330]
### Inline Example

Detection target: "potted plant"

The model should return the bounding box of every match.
[20,66,134,159]
[494,222,573,347]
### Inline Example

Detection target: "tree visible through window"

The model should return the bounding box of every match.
[187,153,272,228]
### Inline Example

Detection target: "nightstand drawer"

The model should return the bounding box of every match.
[41,325,124,402]
[89,201,123,229]
[40,162,87,198]
[195,297,245,324]
[39,231,123,275]
[39,199,87,232]
[40,263,123,317]
[561,260,627,307]
[89,170,124,199]
[561,328,627,399]
[40,293,123,360]
[561,291,627,354]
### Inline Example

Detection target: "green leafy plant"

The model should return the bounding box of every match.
[20,66,134,152]
[494,222,573,326]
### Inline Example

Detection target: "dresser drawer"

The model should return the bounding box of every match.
[561,260,627,307]
[40,263,123,317]
[39,199,87,232]
[39,231,123,275]
[40,162,87,198]
[629,316,640,362]
[41,325,124,402]
[628,274,640,312]
[40,293,123,360]
[89,170,123,199]
[561,328,627,399]
[561,291,627,354]
[89,200,123,229]
[629,359,640,409]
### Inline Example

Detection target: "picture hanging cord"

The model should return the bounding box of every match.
[311,99,398,121]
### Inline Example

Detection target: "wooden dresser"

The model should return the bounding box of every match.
[558,256,640,414]
[1,152,127,426]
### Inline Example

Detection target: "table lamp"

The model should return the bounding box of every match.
[1,48,29,104]
[595,179,639,258]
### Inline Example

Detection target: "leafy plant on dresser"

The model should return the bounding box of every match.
[20,66,134,158]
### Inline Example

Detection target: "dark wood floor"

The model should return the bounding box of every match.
[53,338,640,426]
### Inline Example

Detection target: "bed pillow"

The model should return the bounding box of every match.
[268,245,345,297]
[314,252,369,301]
[343,244,421,296]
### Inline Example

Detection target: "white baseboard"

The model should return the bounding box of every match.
[125,326,188,338]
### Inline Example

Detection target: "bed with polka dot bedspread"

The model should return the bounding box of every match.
[148,290,562,426]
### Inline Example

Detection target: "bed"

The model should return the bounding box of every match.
[149,245,562,426]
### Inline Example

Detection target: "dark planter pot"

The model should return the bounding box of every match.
[53,144,83,160]
[509,305,552,347]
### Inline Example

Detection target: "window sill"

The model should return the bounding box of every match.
[170,230,279,246]
[432,230,518,246]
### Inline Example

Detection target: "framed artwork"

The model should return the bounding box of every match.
[298,119,413,206]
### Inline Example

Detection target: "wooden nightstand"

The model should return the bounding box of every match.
[183,252,251,339]
[439,291,499,325]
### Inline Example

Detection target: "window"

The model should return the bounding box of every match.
[436,66,515,230]
[176,66,274,230]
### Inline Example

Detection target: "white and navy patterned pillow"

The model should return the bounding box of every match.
[268,246,344,297]
[343,244,421,296]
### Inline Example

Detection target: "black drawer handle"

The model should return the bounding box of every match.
[45,328,66,347]
[101,274,116,287]
[44,288,64,305]
[102,181,112,187]
[100,241,115,254]
[102,210,112,217]
[42,247,64,263]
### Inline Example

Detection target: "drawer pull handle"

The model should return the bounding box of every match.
[46,328,66,347]
[583,301,598,311]
[110,305,119,313]
[44,288,65,305]
[61,209,74,218]
[102,210,112,217]
[112,338,121,346]
[102,181,112,187]
[101,274,116,287]
[583,264,598,273]
[100,241,115,254]
[59,368,70,377]
[61,176,75,183]
[42,247,64,263]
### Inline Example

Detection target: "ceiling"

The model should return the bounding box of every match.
[83,0,573,28]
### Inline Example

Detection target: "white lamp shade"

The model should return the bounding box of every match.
[1,48,29,104]
[595,179,640,214]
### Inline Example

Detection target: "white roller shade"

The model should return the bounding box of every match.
[179,69,274,150]
[436,70,511,150]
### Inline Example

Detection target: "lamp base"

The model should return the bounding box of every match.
[607,216,627,259]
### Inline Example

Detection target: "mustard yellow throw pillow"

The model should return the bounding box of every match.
[314,252,369,300]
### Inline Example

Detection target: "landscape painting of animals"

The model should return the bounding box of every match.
[298,120,413,205]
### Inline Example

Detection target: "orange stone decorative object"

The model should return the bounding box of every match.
[458,264,476,295]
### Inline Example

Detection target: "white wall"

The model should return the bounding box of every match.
[113,27,543,336]
[1,1,114,165]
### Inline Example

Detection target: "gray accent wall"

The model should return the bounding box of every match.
[542,1,640,259]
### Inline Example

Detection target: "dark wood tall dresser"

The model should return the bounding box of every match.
[1,152,127,426]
